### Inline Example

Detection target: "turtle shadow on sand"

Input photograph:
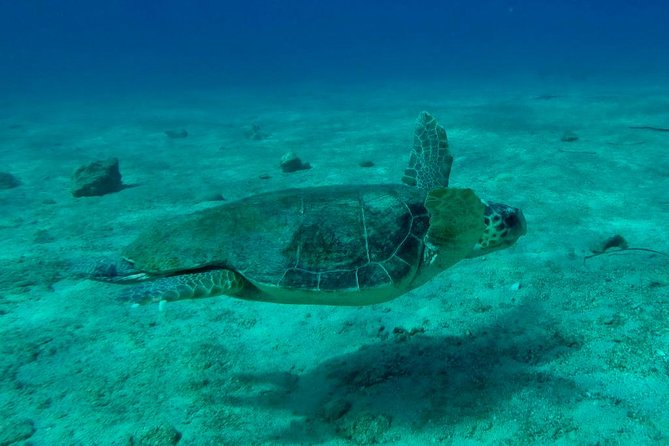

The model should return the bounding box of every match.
[225,302,583,444]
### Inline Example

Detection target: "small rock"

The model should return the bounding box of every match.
[590,234,628,254]
[321,399,352,422]
[510,282,522,291]
[0,171,20,189]
[560,131,579,142]
[34,229,55,244]
[0,418,35,444]
[164,129,188,139]
[199,192,225,202]
[129,424,182,446]
[71,158,123,198]
[337,412,392,445]
[280,152,311,173]
[359,160,375,168]
[245,122,269,141]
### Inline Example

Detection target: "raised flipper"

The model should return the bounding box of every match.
[121,269,246,304]
[401,111,454,190]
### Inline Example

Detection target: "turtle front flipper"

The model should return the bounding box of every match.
[424,187,486,269]
[121,269,245,304]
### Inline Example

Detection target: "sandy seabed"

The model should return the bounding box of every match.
[1,80,668,445]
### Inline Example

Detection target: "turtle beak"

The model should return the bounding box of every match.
[520,210,527,235]
[508,207,527,237]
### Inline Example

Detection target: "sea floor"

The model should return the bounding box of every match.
[1,80,668,445]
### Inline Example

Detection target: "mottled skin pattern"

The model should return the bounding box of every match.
[122,269,244,303]
[82,112,526,305]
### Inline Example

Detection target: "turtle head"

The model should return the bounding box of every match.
[468,201,526,257]
[423,188,526,270]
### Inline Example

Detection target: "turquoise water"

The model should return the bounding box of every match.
[1,2,668,445]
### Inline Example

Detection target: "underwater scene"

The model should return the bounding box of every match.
[1,1,668,444]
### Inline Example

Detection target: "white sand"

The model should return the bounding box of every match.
[1,80,668,445]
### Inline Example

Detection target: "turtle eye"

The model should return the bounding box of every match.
[504,214,518,228]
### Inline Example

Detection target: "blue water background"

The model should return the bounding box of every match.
[1,0,668,98]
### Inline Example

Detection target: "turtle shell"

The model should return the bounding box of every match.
[122,184,430,294]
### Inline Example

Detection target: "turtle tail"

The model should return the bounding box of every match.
[120,269,245,304]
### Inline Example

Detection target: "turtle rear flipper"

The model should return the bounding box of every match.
[70,257,148,283]
[424,187,485,269]
[120,269,245,304]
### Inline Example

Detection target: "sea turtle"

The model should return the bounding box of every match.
[82,112,526,305]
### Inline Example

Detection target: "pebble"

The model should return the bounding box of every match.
[280,152,311,173]
[0,171,20,189]
[164,129,188,139]
[560,130,579,142]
